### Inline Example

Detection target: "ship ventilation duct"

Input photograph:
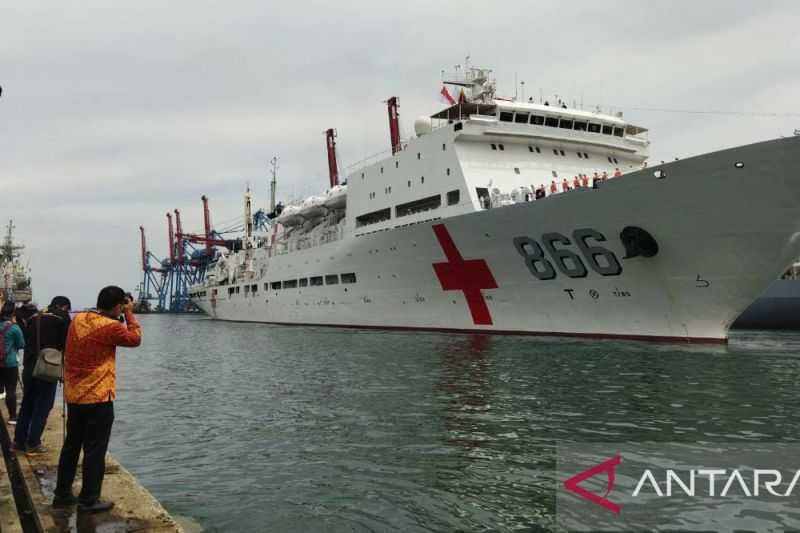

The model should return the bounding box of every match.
[620,226,659,259]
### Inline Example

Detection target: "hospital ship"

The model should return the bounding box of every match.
[189,66,800,342]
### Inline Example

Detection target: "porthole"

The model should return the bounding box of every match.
[560,150,565,156]
[734,161,744,168]
[608,156,613,163]
[577,152,583,159]
[528,146,534,153]
[421,176,425,184]
[491,144,497,150]
[654,169,666,179]
[499,144,505,151]
[446,168,451,176]
[417,152,421,160]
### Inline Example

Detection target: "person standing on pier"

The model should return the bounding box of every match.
[13,296,71,454]
[53,287,141,513]
[0,301,25,423]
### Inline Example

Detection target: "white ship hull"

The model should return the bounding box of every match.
[193,136,800,343]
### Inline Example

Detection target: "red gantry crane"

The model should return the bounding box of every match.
[137,195,232,312]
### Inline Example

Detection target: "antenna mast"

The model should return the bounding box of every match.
[269,156,278,213]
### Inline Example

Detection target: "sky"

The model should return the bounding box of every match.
[1,0,799,308]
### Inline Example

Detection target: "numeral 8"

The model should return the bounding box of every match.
[542,233,588,278]
[513,237,556,280]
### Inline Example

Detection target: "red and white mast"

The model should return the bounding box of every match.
[325,128,339,188]
[386,96,401,155]
[166,212,175,264]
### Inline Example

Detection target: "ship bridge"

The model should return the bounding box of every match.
[431,100,648,152]
[344,87,651,237]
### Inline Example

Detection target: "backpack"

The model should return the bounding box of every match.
[0,322,13,368]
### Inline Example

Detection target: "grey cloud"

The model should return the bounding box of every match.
[1,0,799,306]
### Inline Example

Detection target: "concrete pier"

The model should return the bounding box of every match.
[0,399,185,532]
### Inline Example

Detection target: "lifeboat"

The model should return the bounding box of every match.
[275,204,303,226]
[323,185,347,210]
[299,195,327,219]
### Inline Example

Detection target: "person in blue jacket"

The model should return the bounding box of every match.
[0,301,25,423]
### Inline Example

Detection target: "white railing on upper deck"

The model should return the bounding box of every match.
[345,116,455,175]
[346,147,397,176]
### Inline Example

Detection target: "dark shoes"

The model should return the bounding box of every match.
[52,494,78,508]
[53,495,114,513]
[25,445,48,456]
[77,500,114,514]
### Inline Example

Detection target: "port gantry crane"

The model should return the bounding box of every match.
[137,195,230,313]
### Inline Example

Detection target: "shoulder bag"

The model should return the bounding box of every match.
[32,314,63,383]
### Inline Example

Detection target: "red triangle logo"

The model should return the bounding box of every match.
[563,454,621,514]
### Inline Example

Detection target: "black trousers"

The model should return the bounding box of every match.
[0,367,19,419]
[55,402,114,504]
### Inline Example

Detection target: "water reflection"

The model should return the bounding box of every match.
[437,334,493,450]
[107,317,800,532]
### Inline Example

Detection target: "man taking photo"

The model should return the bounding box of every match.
[53,286,142,513]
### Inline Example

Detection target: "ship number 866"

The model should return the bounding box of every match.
[513,229,622,280]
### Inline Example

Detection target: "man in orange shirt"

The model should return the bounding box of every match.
[53,286,142,513]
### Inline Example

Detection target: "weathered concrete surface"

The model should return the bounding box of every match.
[0,445,23,533]
[2,399,185,532]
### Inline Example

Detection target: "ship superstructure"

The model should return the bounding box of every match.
[189,65,800,343]
[0,220,32,304]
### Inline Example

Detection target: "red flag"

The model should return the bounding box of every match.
[458,89,466,104]
[440,86,456,105]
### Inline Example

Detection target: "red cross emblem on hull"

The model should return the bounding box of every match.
[432,224,498,325]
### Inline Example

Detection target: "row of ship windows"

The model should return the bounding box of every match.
[364,166,453,186]
[356,216,442,237]
[367,171,453,199]
[223,273,359,296]
[360,145,449,180]
[357,190,460,227]
[498,111,626,137]
[492,143,619,164]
